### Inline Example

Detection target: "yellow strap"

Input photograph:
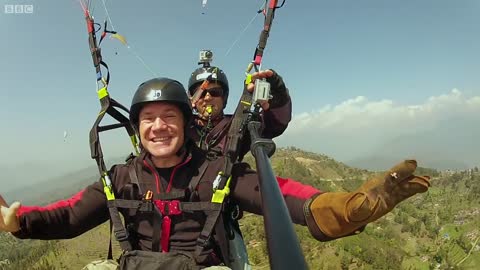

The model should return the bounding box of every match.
[98,110,107,117]
[103,186,115,200]
[245,74,253,85]
[241,100,252,106]
[101,174,115,200]
[211,176,232,204]
[97,87,109,99]
[129,135,140,155]
[246,63,254,74]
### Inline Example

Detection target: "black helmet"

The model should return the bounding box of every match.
[188,66,229,108]
[130,77,193,127]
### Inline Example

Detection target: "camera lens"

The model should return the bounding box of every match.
[205,51,213,58]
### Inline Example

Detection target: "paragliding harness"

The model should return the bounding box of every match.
[82,3,139,255]
[222,0,287,186]
[105,159,238,269]
[81,5,244,269]
[185,1,291,268]
[190,0,292,269]
[81,0,305,269]
[216,1,307,269]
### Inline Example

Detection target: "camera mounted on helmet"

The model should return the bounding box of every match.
[198,49,213,68]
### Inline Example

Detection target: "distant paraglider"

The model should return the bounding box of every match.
[201,0,207,14]
[63,130,68,142]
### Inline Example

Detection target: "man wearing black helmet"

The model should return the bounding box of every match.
[1,77,431,269]
[186,61,297,268]
[187,65,291,158]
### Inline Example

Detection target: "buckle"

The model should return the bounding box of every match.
[230,204,241,220]
[139,190,154,212]
[196,234,210,247]
[114,230,129,242]
[212,173,223,191]
[206,151,218,161]
[144,190,153,200]
[139,201,153,212]
[154,200,182,216]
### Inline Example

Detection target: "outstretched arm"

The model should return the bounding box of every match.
[5,179,112,240]
[230,159,431,242]
[304,159,431,241]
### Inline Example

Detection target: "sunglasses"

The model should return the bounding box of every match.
[197,87,224,98]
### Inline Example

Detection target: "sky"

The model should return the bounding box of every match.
[1,0,480,190]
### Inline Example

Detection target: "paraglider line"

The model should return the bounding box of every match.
[98,0,158,77]
[128,48,159,77]
[77,0,87,13]
[101,0,116,31]
[224,1,265,57]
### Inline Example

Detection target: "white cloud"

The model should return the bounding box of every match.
[275,89,480,167]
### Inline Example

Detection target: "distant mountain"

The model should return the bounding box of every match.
[0,162,65,194]
[346,155,470,171]
[345,114,479,170]
[2,156,127,205]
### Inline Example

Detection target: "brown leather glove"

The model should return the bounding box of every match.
[305,160,431,241]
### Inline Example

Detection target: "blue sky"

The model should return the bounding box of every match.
[1,0,480,189]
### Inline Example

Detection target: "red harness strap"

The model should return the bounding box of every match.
[154,200,182,252]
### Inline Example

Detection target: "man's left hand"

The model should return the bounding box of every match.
[246,69,275,111]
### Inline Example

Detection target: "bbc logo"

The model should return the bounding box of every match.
[4,5,34,14]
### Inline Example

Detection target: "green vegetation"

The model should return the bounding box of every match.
[1,147,478,269]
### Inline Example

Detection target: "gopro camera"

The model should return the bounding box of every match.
[198,49,213,67]
[253,79,271,104]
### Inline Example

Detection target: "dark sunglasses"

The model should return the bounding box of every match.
[198,87,223,98]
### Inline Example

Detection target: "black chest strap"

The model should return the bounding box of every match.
[108,160,232,262]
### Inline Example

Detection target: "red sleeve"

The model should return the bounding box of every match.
[275,176,320,199]
[12,172,116,240]
[231,163,321,225]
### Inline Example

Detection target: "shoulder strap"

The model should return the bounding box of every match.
[106,164,143,254]
[188,160,209,200]
[127,163,162,252]
[193,160,231,260]
[108,219,113,260]
[128,164,143,195]
[107,202,133,252]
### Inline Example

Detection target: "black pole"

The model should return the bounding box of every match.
[248,121,308,270]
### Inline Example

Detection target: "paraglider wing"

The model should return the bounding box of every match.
[202,0,208,8]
